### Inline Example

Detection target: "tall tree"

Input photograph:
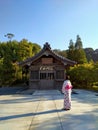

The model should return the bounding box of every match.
[69,39,75,51]
[74,35,87,64]
[67,39,75,61]
[0,39,41,86]
[74,49,87,64]
[67,35,87,64]
[18,39,32,61]
[75,35,83,49]
[32,43,41,56]
[4,33,14,41]
[0,43,15,85]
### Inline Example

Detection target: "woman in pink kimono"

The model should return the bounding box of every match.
[62,75,72,110]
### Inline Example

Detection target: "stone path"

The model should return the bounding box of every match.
[0,89,98,130]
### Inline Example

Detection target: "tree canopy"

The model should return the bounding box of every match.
[0,39,41,86]
[67,35,87,64]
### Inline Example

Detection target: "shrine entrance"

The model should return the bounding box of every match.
[39,66,55,89]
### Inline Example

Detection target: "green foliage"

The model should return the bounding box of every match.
[93,62,98,82]
[67,35,87,64]
[75,35,83,49]
[67,63,98,89]
[0,39,41,86]
[74,49,87,64]
[4,33,14,41]
[18,39,41,61]
[18,39,32,61]
[1,60,13,85]
[67,39,76,61]
[32,43,41,55]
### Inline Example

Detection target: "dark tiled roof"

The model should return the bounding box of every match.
[19,42,77,66]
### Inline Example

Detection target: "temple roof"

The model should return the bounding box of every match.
[19,42,77,66]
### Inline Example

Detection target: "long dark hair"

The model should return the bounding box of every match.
[66,75,70,80]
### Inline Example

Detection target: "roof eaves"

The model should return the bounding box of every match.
[51,49,77,65]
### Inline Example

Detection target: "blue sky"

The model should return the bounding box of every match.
[0,0,98,50]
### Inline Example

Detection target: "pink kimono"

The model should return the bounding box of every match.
[62,80,72,110]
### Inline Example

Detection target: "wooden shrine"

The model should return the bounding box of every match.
[19,42,76,89]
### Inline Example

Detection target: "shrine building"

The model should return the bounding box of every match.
[19,42,76,89]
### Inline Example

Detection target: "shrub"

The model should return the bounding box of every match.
[67,63,97,89]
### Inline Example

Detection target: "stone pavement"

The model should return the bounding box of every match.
[0,89,98,130]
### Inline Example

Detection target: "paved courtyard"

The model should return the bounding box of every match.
[0,88,98,130]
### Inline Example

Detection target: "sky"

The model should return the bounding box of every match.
[0,0,98,50]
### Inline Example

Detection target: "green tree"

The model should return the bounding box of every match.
[4,33,14,41]
[75,35,83,49]
[67,39,75,60]
[1,46,14,85]
[67,63,95,89]
[6,40,19,62]
[18,39,33,61]
[74,35,87,64]
[0,39,42,86]
[74,49,87,64]
[67,35,87,64]
[32,43,41,56]
[93,62,98,82]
